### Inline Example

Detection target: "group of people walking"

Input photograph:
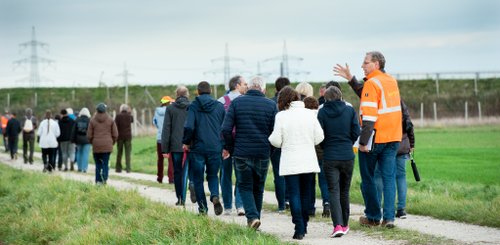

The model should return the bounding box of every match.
[157,51,415,240]
[2,50,415,240]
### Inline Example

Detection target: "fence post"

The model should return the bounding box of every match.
[478,101,482,121]
[435,73,440,97]
[433,102,437,123]
[465,101,468,124]
[132,108,138,136]
[7,93,10,109]
[213,84,218,99]
[35,92,38,107]
[420,102,424,127]
[474,72,479,96]
[71,90,75,101]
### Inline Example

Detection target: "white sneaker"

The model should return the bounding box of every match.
[237,208,245,216]
[224,209,232,215]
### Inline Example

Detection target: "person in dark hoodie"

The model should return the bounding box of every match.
[317,86,360,238]
[161,86,192,205]
[5,112,22,160]
[58,109,76,171]
[183,81,225,215]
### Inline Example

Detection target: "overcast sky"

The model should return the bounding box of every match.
[0,0,499,88]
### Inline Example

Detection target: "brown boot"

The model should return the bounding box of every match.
[70,162,74,171]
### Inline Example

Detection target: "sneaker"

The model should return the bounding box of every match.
[213,197,223,216]
[277,209,285,214]
[396,209,407,219]
[285,201,290,210]
[189,184,197,203]
[322,202,330,218]
[381,220,395,229]
[342,225,350,235]
[292,233,304,240]
[237,208,245,216]
[330,225,344,238]
[224,209,232,215]
[359,216,380,227]
[248,219,261,230]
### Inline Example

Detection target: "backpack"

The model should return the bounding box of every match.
[23,118,34,133]
[76,120,89,135]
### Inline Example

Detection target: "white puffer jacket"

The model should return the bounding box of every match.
[38,119,61,148]
[268,101,324,176]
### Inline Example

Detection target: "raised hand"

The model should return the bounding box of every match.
[333,63,353,81]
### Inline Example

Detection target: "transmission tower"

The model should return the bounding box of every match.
[13,26,54,87]
[263,40,309,80]
[116,63,133,105]
[204,43,246,90]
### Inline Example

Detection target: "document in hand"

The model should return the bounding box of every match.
[353,130,376,151]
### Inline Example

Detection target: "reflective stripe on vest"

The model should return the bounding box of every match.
[371,78,401,114]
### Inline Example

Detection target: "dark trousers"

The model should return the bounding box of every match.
[270,149,286,210]
[234,157,269,222]
[171,152,186,199]
[42,148,57,171]
[285,173,314,236]
[8,136,18,159]
[94,152,111,183]
[323,159,354,226]
[23,133,35,163]
[156,142,165,182]
[190,152,221,213]
[116,139,131,172]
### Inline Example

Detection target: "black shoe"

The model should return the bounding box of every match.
[293,233,304,240]
[285,201,290,210]
[308,209,316,217]
[396,209,407,219]
[213,197,223,216]
[175,199,185,206]
[322,202,330,218]
[189,184,197,203]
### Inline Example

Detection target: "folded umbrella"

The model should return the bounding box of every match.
[410,152,421,182]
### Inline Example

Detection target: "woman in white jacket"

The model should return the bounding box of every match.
[268,86,324,240]
[38,110,60,172]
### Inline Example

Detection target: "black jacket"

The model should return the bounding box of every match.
[71,116,90,145]
[5,118,21,138]
[58,116,75,142]
[162,96,190,153]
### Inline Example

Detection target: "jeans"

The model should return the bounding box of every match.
[375,153,409,211]
[190,152,221,213]
[42,148,57,171]
[94,152,110,184]
[60,141,75,169]
[76,144,91,172]
[234,157,269,222]
[220,157,243,209]
[172,152,187,200]
[22,133,35,163]
[116,139,131,172]
[359,142,399,221]
[270,149,286,210]
[310,160,330,213]
[323,160,354,226]
[285,173,314,236]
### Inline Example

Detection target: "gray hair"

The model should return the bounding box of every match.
[119,104,129,112]
[176,86,189,97]
[248,76,266,91]
[295,82,313,97]
[25,108,32,116]
[324,86,342,101]
[79,107,91,118]
[367,51,386,71]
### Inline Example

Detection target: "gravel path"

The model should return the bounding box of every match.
[2,153,500,244]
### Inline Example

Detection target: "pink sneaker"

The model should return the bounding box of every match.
[330,225,344,238]
[342,225,350,235]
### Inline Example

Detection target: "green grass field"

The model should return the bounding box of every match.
[0,164,285,244]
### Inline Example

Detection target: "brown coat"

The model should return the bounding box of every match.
[87,112,118,153]
[114,111,133,140]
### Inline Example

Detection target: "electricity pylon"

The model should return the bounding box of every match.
[263,40,309,80]
[117,63,133,105]
[13,26,54,87]
[204,43,245,90]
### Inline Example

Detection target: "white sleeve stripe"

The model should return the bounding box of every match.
[362,116,378,122]
[360,102,378,108]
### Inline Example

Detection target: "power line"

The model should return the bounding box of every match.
[204,43,246,90]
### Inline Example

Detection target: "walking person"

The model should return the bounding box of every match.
[154,95,172,183]
[268,86,324,240]
[161,87,192,205]
[222,76,277,229]
[334,59,416,220]
[1,111,11,152]
[38,110,60,172]
[182,81,225,215]
[317,86,360,237]
[5,112,22,160]
[335,51,402,228]
[88,103,118,185]
[71,107,91,173]
[270,77,290,212]
[217,75,247,215]
[58,109,76,171]
[114,104,133,173]
[22,108,37,164]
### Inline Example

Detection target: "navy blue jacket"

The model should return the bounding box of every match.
[222,89,277,159]
[182,94,225,154]
[318,100,360,161]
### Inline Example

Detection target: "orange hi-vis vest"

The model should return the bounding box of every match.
[360,70,402,143]
[1,116,8,129]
